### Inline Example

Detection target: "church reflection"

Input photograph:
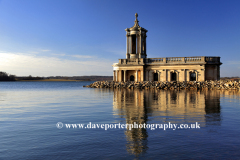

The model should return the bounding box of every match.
[112,89,222,156]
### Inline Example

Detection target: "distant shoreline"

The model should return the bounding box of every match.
[17,79,88,82]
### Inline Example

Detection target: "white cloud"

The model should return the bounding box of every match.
[41,49,51,52]
[71,55,94,59]
[29,51,39,54]
[51,53,66,56]
[0,52,113,76]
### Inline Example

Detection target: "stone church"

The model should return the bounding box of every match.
[113,13,222,82]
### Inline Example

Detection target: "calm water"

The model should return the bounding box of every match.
[0,81,240,159]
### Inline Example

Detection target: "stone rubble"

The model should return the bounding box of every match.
[84,80,240,90]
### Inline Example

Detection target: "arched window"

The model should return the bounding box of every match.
[190,72,196,81]
[171,72,177,81]
[130,75,135,81]
[154,73,158,81]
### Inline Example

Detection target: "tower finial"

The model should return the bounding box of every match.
[134,13,139,27]
[135,13,138,19]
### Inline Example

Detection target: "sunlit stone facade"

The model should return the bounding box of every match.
[113,13,222,82]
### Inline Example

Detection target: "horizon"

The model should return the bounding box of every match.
[0,0,240,77]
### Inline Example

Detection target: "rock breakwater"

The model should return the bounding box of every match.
[84,80,240,90]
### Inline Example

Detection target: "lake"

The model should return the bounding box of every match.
[0,81,240,159]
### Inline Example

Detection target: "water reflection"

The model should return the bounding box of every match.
[112,89,222,156]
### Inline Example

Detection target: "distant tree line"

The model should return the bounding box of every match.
[17,75,44,80]
[0,72,16,81]
[0,72,113,81]
[221,77,240,81]
[47,76,112,81]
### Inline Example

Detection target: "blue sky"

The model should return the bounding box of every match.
[0,0,239,77]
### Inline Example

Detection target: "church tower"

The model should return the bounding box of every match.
[125,13,148,59]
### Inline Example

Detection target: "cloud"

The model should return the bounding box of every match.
[51,53,66,56]
[0,52,113,76]
[41,49,51,52]
[71,55,94,59]
[29,51,39,54]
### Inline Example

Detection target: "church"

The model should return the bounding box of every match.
[112,13,222,82]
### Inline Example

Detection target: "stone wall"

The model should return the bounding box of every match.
[85,80,240,90]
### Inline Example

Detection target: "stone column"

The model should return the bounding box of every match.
[126,35,129,59]
[113,71,116,81]
[141,70,144,81]
[119,70,122,82]
[124,70,126,82]
[136,34,139,55]
[168,71,171,82]
[200,69,205,81]
[186,70,189,81]
[150,70,153,82]
[145,35,147,57]
[196,71,198,81]
[162,70,166,81]
[136,70,138,82]
[129,36,132,54]
[158,72,161,81]
[139,33,142,55]
[183,69,186,81]
[116,70,118,82]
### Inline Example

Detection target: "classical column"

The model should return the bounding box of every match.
[141,70,144,81]
[126,35,130,59]
[136,34,139,55]
[168,71,171,82]
[186,70,189,81]
[116,70,118,82]
[113,71,116,81]
[124,70,126,82]
[129,36,132,54]
[162,70,166,81]
[145,35,147,57]
[158,72,161,81]
[139,33,142,55]
[126,35,129,53]
[119,70,122,82]
[183,69,186,81]
[196,71,198,81]
[136,70,138,82]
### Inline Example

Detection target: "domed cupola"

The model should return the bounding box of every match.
[125,13,148,59]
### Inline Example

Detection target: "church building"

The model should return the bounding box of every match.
[112,13,222,82]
